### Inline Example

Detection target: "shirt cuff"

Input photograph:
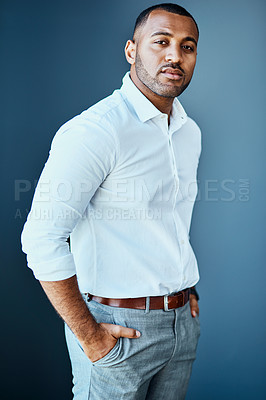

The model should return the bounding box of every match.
[28,253,77,281]
[189,286,199,301]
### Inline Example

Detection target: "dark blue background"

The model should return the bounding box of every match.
[1,0,265,399]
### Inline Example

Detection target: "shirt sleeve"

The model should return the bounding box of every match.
[21,115,117,281]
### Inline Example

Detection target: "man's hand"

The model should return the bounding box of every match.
[189,294,199,318]
[39,276,141,363]
[81,322,141,363]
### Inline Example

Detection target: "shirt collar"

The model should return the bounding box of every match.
[120,71,187,126]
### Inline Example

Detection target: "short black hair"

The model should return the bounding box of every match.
[133,3,199,40]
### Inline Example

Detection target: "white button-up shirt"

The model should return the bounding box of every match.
[21,72,202,297]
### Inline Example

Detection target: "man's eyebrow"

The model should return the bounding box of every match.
[183,36,198,46]
[150,32,198,46]
[151,31,173,38]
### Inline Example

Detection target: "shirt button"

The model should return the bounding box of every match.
[181,239,184,245]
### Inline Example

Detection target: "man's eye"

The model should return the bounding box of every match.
[182,45,194,52]
[155,40,167,45]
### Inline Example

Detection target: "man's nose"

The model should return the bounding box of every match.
[165,45,183,64]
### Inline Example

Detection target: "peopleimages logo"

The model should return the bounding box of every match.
[14,177,250,220]
[14,178,250,202]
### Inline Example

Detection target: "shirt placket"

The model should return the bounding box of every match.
[160,114,185,278]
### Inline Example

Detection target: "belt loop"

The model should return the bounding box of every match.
[144,296,150,313]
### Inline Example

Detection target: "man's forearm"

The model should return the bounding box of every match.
[39,275,140,362]
[39,275,99,348]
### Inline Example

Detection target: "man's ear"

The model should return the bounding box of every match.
[124,40,136,65]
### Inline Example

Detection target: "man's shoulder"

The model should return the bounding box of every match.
[184,116,202,157]
[80,89,127,126]
[186,116,201,135]
[55,89,127,137]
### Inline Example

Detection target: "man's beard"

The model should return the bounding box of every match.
[135,52,190,98]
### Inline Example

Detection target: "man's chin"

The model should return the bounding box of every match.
[156,86,185,98]
[154,79,185,97]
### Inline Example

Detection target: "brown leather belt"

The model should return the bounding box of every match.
[85,288,190,311]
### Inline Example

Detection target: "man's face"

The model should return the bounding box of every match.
[132,10,198,98]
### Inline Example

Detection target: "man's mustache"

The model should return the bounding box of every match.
[159,64,186,75]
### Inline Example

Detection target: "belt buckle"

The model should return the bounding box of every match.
[164,294,171,311]
[164,291,185,311]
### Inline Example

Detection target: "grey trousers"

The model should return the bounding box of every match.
[65,296,200,400]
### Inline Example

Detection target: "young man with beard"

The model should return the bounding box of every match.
[21,3,202,399]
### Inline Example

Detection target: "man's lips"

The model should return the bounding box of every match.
[160,67,184,81]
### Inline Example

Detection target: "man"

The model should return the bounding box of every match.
[21,3,201,399]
